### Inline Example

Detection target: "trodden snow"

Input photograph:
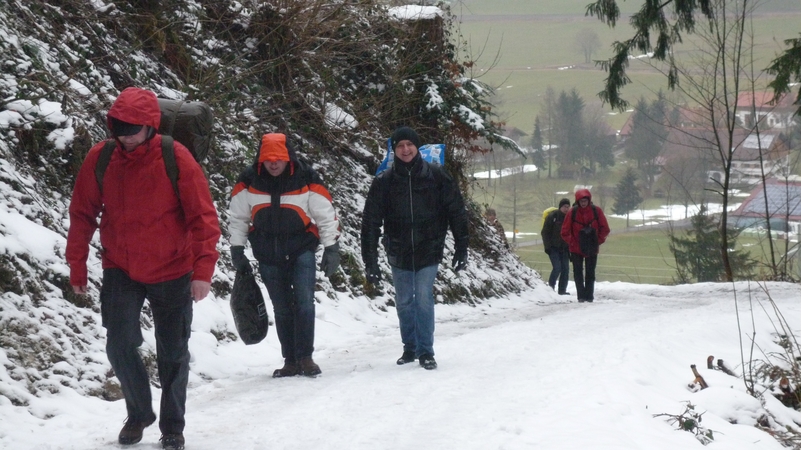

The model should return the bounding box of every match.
[1,280,799,449]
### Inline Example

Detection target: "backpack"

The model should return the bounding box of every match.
[375,137,445,175]
[230,269,269,345]
[572,205,600,256]
[94,99,214,198]
[541,206,557,230]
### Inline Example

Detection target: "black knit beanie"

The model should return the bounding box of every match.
[390,126,421,151]
[559,198,571,208]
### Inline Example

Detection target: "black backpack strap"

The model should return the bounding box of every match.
[161,135,180,200]
[572,205,598,227]
[94,140,117,194]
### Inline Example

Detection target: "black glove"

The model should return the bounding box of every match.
[230,246,252,274]
[452,248,468,273]
[320,243,340,277]
[365,261,382,285]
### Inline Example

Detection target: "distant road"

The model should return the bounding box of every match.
[459,11,801,23]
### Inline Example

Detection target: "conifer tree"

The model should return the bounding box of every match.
[530,117,546,179]
[613,167,642,228]
[668,205,756,283]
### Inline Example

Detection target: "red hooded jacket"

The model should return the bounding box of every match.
[66,87,221,286]
[560,188,610,257]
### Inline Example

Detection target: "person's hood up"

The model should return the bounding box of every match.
[575,188,592,202]
[256,133,298,175]
[106,87,161,132]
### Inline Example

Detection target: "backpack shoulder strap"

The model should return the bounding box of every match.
[95,140,117,194]
[161,136,180,199]
[572,205,597,227]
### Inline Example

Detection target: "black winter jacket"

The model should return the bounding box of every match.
[541,209,568,254]
[361,153,468,271]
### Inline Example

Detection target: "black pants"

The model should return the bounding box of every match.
[101,269,193,434]
[570,253,598,301]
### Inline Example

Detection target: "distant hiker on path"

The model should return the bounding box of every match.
[485,208,510,249]
[541,198,571,295]
[66,87,221,450]
[361,126,469,370]
[561,189,610,303]
[228,133,340,378]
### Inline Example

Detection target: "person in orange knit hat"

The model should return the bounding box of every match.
[228,133,340,378]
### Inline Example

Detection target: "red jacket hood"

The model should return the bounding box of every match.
[106,87,161,130]
[575,188,592,202]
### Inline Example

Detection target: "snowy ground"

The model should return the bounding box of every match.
[1,280,800,450]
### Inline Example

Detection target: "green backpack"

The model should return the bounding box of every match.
[94,99,214,199]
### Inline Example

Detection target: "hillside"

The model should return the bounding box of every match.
[0,0,542,406]
[454,0,801,132]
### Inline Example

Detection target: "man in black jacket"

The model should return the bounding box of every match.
[541,198,571,295]
[361,127,469,370]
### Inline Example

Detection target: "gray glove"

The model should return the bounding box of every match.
[320,243,340,277]
[230,246,252,274]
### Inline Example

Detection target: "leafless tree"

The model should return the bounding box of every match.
[574,28,601,64]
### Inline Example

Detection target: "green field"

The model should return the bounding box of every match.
[454,0,801,133]
[516,228,792,284]
[517,229,676,284]
[470,170,798,283]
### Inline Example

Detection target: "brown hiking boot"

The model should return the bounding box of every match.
[299,356,322,377]
[118,417,155,445]
[272,360,300,378]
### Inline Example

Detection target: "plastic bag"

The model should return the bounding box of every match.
[230,270,269,345]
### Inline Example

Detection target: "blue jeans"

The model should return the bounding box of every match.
[259,250,316,362]
[391,264,438,357]
[101,269,193,434]
[548,249,570,294]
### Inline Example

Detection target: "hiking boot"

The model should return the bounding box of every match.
[396,351,416,365]
[419,354,437,370]
[299,357,322,377]
[272,360,300,378]
[118,417,155,445]
[160,433,185,450]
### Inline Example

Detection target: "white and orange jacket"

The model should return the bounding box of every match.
[228,134,339,265]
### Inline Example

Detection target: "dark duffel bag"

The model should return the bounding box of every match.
[230,270,269,345]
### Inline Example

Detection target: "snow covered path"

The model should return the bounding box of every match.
[2,281,799,449]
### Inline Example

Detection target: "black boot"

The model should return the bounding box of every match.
[396,351,416,365]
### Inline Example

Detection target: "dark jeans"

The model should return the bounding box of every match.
[259,250,316,362]
[547,249,570,294]
[100,269,193,434]
[570,253,598,301]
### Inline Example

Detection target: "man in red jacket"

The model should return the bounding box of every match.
[66,87,221,450]
[560,189,610,303]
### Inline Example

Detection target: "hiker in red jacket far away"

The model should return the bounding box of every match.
[560,188,610,303]
[66,86,221,450]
